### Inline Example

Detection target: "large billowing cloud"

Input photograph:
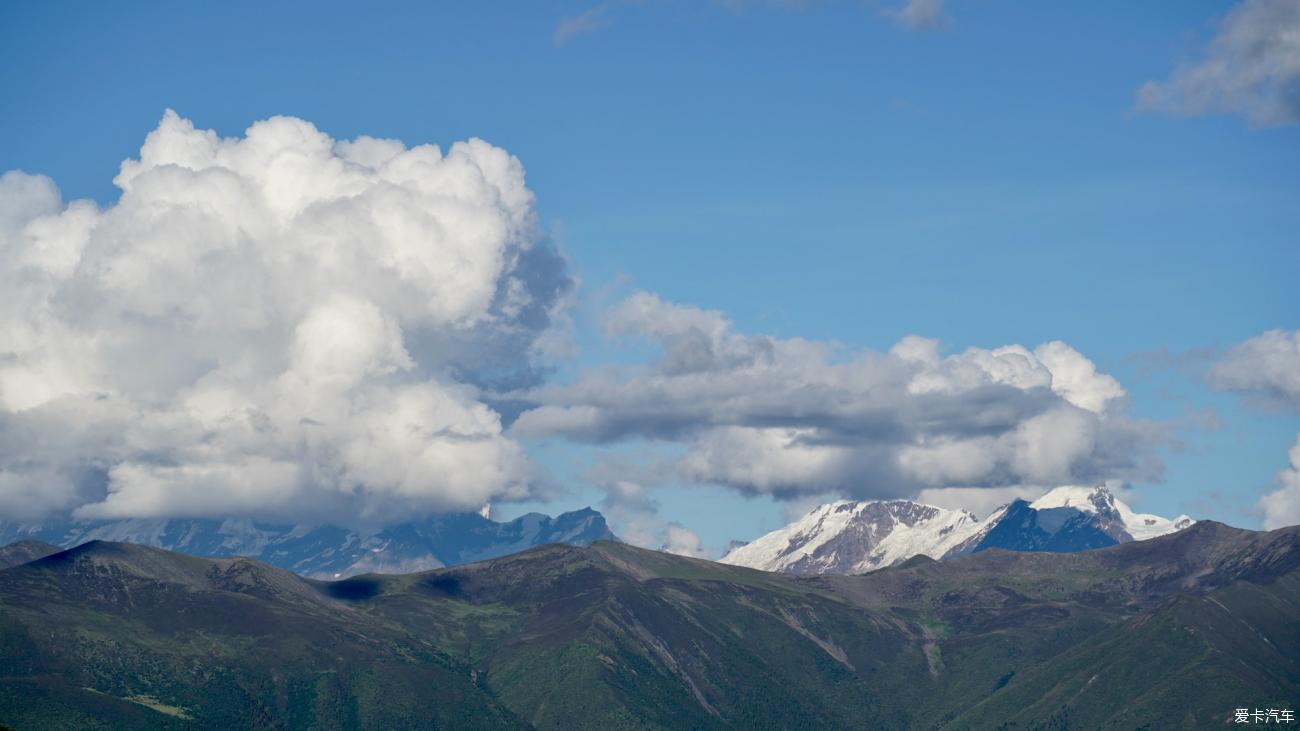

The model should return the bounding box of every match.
[513,292,1165,500]
[1138,0,1300,127]
[0,111,571,524]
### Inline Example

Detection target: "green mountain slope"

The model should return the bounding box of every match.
[0,542,527,730]
[949,572,1300,729]
[0,522,1296,730]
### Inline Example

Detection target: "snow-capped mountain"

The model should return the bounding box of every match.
[1027,485,1193,541]
[0,508,616,579]
[720,485,1194,575]
[720,500,984,574]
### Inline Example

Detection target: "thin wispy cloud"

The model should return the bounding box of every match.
[551,0,948,47]
[554,4,612,47]
[716,0,820,11]
[884,0,948,31]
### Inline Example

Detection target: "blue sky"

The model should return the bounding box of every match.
[2,0,1297,552]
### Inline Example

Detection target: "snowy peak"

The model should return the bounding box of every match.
[722,485,1196,576]
[1030,485,1119,515]
[1029,484,1195,542]
[720,499,983,575]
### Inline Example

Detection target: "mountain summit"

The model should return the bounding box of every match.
[721,484,1194,574]
[1026,484,1194,540]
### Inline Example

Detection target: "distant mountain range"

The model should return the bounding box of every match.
[0,521,1295,729]
[0,508,615,579]
[721,484,1194,574]
[1,486,1194,583]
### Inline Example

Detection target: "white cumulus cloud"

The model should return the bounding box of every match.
[0,111,572,525]
[1210,329,1300,530]
[661,522,709,558]
[1259,435,1300,529]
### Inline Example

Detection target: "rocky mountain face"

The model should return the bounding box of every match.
[0,508,615,579]
[0,521,1295,729]
[721,484,1194,574]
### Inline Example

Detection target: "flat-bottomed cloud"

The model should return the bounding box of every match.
[513,292,1166,501]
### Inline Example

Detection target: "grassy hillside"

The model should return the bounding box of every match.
[0,540,60,569]
[0,523,1296,729]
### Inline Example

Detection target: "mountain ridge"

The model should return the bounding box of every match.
[0,507,617,579]
[0,521,1296,729]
